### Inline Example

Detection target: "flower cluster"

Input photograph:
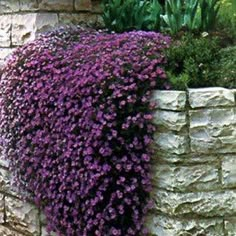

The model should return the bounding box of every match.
[0,27,170,235]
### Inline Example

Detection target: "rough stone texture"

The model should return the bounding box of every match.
[75,0,92,11]
[222,155,236,188]
[0,225,25,236]
[0,15,12,47]
[154,164,220,191]
[19,0,39,11]
[0,0,20,13]
[38,0,74,11]
[154,132,189,154]
[5,197,40,235]
[153,110,186,131]
[154,189,236,217]
[12,13,59,46]
[152,90,186,111]
[189,87,235,108]
[0,194,5,224]
[190,107,236,153]
[225,218,236,236]
[149,88,236,235]
[59,13,98,27]
[146,215,224,236]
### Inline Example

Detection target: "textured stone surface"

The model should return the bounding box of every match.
[59,13,98,27]
[154,152,219,164]
[154,164,219,191]
[153,110,186,131]
[0,225,25,236]
[154,189,236,217]
[19,0,38,10]
[12,13,58,46]
[152,90,186,111]
[189,108,236,153]
[0,15,12,47]
[5,197,40,235]
[38,0,73,11]
[154,132,189,154]
[146,214,224,236]
[222,155,236,188]
[0,0,20,13]
[225,217,236,236]
[75,0,92,11]
[189,87,235,108]
[0,194,5,223]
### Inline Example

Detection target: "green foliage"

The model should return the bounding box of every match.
[102,0,221,34]
[102,0,162,32]
[218,0,236,40]
[200,0,220,31]
[165,33,221,88]
[215,46,236,88]
[161,0,200,34]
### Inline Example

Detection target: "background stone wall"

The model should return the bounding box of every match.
[0,0,102,69]
[148,87,236,236]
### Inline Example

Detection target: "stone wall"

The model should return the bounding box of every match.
[0,0,102,68]
[148,87,236,236]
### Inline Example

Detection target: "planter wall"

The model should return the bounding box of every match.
[148,87,236,236]
[0,0,102,69]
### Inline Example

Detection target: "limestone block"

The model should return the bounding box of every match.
[146,214,224,236]
[5,196,40,235]
[153,189,236,217]
[0,48,13,68]
[222,155,236,188]
[0,194,4,223]
[0,152,10,168]
[92,0,102,13]
[154,152,219,164]
[152,90,186,111]
[0,15,12,47]
[59,13,97,27]
[225,217,236,236]
[41,226,57,236]
[153,110,186,131]
[154,164,219,191]
[12,13,58,46]
[189,87,235,108]
[19,0,38,11]
[38,0,73,11]
[0,225,25,236]
[154,132,189,154]
[75,0,92,11]
[0,0,20,13]
[189,108,236,153]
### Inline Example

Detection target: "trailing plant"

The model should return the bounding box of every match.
[0,27,170,236]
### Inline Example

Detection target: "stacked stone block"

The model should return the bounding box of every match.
[0,0,103,69]
[149,87,236,236]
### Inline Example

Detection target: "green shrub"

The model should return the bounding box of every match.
[215,46,236,88]
[165,33,221,89]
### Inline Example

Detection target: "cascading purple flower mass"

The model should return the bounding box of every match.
[0,27,170,236]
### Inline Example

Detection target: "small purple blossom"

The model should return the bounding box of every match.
[0,27,170,236]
